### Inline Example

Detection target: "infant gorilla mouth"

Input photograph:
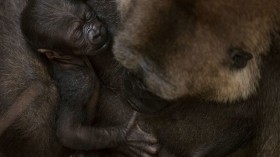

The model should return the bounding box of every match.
[123,71,170,114]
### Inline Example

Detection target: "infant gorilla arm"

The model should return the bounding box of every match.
[47,53,155,151]
[45,53,158,156]
[20,0,158,155]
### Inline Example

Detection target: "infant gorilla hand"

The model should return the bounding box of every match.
[120,112,159,157]
[74,112,159,157]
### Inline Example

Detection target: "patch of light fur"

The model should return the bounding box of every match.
[216,61,260,103]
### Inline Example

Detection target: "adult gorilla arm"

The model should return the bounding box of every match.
[0,82,45,136]
[0,0,70,156]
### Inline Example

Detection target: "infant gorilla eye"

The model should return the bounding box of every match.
[85,12,96,21]
[229,48,253,69]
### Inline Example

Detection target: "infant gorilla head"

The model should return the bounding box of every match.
[114,0,278,112]
[21,0,109,56]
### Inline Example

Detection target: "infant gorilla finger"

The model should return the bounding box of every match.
[125,112,158,144]
[117,145,159,157]
[126,124,158,144]
[127,142,160,155]
[122,112,159,157]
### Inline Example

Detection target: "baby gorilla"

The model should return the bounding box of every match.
[20,0,158,155]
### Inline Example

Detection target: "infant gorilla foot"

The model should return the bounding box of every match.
[119,112,160,157]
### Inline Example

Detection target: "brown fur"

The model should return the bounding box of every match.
[114,0,280,103]
[112,0,280,157]
[0,82,45,136]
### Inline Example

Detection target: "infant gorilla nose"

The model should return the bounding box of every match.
[88,22,107,44]
[123,71,170,114]
[88,21,108,50]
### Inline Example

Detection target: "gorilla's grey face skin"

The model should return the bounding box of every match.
[114,0,280,103]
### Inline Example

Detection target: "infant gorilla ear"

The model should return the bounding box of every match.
[20,0,110,56]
